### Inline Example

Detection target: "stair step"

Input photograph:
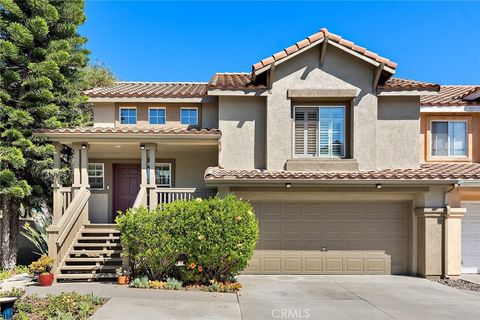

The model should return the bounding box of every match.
[57,273,116,280]
[84,224,117,229]
[64,257,122,263]
[69,249,121,256]
[78,236,120,241]
[60,265,119,271]
[81,230,120,236]
[73,243,122,248]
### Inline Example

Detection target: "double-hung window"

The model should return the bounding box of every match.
[294,106,345,158]
[88,163,104,189]
[431,121,467,157]
[149,108,166,125]
[120,107,137,125]
[180,108,198,125]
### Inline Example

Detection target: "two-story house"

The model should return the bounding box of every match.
[39,28,480,281]
[420,87,480,274]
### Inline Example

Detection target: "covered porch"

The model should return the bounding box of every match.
[38,127,220,280]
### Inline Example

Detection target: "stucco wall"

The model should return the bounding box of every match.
[92,102,219,129]
[266,44,378,170]
[89,146,217,222]
[377,97,420,169]
[218,96,266,169]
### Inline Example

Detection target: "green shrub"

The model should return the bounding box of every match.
[167,195,258,282]
[163,278,182,290]
[116,206,180,280]
[129,277,149,289]
[116,195,259,284]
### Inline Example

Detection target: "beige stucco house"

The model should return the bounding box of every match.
[39,28,480,281]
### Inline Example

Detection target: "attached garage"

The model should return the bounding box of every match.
[462,202,480,274]
[245,201,410,275]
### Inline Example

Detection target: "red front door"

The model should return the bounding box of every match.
[113,164,140,220]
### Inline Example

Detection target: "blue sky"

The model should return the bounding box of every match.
[82,1,480,84]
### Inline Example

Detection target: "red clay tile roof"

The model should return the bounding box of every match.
[421,85,480,106]
[84,82,208,98]
[378,78,440,91]
[37,127,221,135]
[252,28,397,74]
[208,73,267,90]
[205,163,480,182]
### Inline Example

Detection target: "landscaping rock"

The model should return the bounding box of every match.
[433,279,480,292]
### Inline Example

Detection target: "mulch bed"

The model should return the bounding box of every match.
[433,279,480,292]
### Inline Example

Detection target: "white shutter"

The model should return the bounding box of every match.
[295,108,318,156]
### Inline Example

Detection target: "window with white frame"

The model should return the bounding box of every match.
[88,163,104,189]
[147,163,172,187]
[120,107,137,125]
[149,108,166,125]
[294,106,345,158]
[180,108,198,125]
[431,121,467,157]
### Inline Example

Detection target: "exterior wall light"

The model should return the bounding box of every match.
[285,183,292,188]
[376,184,382,189]
[140,144,145,150]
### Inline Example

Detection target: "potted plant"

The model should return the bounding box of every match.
[29,256,54,286]
[116,268,131,285]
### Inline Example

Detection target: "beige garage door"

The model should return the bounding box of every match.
[245,201,409,274]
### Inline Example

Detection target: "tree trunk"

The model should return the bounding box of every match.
[1,194,18,269]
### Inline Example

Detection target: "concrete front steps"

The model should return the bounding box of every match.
[57,224,123,282]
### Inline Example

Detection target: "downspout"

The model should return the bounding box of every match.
[443,182,460,279]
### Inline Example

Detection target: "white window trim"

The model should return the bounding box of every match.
[430,120,468,158]
[293,105,346,158]
[148,107,167,125]
[154,162,172,187]
[88,163,104,190]
[119,107,137,125]
[180,107,199,125]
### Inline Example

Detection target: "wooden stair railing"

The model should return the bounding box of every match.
[47,186,90,279]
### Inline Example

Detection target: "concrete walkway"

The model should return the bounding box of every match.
[25,283,240,320]
[461,273,480,285]
[25,276,480,320]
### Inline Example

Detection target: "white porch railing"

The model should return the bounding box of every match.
[59,187,73,215]
[138,187,216,210]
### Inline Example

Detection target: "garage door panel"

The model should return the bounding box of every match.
[245,201,409,275]
[462,202,480,273]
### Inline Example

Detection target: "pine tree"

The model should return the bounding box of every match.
[0,0,90,268]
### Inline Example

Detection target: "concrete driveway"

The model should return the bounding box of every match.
[25,275,480,319]
[237,275,480,320]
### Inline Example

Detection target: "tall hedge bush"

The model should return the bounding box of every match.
[116,195,259,283]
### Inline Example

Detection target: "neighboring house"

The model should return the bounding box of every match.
[38,28,480,281]
[420,87,480,273]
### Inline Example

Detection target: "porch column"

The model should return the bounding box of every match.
[80,143,89,188]
[71,143,82,194]
[146,144,157,210]
[52,143,63,223]
[140,144,147,187]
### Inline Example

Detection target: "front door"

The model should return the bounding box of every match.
[113,164,140,220]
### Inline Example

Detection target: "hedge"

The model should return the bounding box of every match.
[116,195,259,283]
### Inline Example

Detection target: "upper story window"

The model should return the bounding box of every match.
[180,107,198,125]
[149,107,166,125]
[120,107,137,125]
[88,163,104,189]
[431,121,467,157]
[294,106,345,158]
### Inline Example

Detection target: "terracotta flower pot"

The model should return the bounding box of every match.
[38,273,54,287]
[117,275,128,285]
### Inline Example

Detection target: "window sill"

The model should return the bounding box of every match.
[286,158,359,172]
[426,157,472,163]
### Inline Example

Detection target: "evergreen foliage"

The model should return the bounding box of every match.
[0,0,90,268]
